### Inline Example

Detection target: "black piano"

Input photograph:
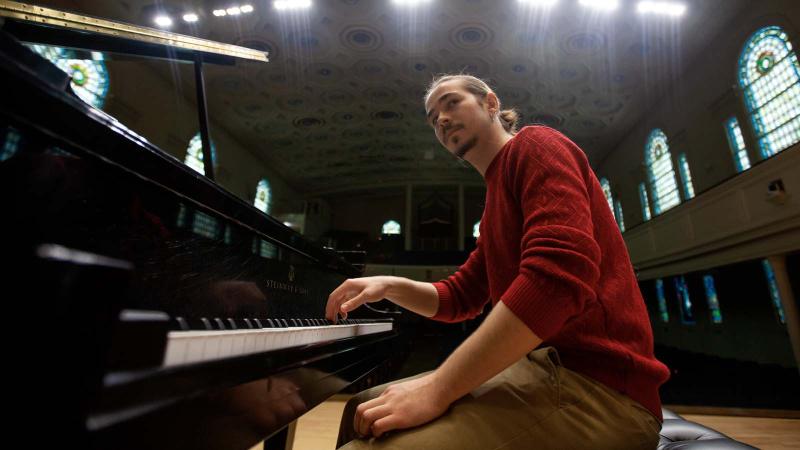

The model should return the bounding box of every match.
[0,10,400,450]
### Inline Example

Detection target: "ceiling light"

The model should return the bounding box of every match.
[226,6,242,15]
[182,13,199,22]
[518,0,559,8]
[274,0,312,11]
[637,1,686,16]
[392,0,432,5]
[153,15,173,27]
[212,9,227,16]
[579,0,619,11]
[240,4,254,13]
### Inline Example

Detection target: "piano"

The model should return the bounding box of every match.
[0,6,401,449]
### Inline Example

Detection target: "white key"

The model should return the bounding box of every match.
[162,323,392,368]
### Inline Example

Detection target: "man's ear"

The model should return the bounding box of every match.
[485,92,500,114]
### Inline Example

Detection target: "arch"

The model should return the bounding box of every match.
[644,129,680,214]
[29,45,109,109]
[254,178,272,214]
[381,220,401,235]
[184,132,217,175]
[738,26,800,157]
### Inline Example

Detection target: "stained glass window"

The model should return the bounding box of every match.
[703,274,723,324]
[638,182,652,221]
[472,221,480,239]
[677,153,695,200]
[674,275,694,324]
[382,220,401,235]
[1,127,21,161]
[738,26,800,157]
[193,211,219,239]
[185,133,217,175]
[28,45,109,109]
[724,117,752,172]
[645,129,680,215]
[600,177,614,215]
[614,199,625,232]
[254,178,272,214]
[655,278,669,323]
[762,259,786,324]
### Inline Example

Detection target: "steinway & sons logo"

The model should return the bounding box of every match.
[264,265,308,294]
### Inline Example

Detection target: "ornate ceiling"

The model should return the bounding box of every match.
[36,0,750,197]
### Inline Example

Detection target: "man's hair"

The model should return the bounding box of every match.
[424,74,520,135]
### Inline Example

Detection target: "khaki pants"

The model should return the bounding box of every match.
[338,347,661,450]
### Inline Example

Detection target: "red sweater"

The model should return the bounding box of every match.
[432,126,670,421]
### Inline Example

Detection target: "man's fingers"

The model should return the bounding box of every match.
[341,291,370,313]
[356,405,391,436]
[371,415,402,438]
[354,397,385,436]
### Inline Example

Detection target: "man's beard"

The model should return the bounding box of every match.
[454,136,478,159]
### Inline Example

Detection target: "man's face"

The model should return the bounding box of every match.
[425,80,493,160]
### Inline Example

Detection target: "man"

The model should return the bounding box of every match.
[326,74,670,449]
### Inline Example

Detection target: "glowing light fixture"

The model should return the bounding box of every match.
[240,4,255,13]
[392,0,432,5]
[579,0,619,11]
[637,1,686,16]
[212,9,227,16]
[518,0,559,7]
[274,0,312,11]
[153,15,173,27]
[226,6,242,15]
[182,13,199,22]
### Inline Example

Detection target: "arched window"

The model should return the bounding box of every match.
[1,127,21,161]
[762,259,786,324]
[472,221,480,239]
[254,178,272,214]
[703,275,723,324]
[738,26,800,158]
[29,45,109,109]
[185,132,216,175]
[600,177,614,215]
[677,153,695,200]
[674,275,694,325]
[645,129,680,215]
[381,220,401,235]
[724,117,752,172]
[655,279,668,323]
[638,182,651,221]
[614,200,625,232]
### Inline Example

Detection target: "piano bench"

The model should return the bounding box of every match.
[658,408,757,449]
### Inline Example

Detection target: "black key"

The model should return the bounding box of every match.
[200,317,213,330]
[226,318,237,330]
[174,317,190,331]
[213,318,226,330]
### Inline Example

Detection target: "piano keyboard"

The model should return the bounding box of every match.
[163,319,393,368]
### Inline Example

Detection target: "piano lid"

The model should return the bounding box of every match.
[0,0,268,64]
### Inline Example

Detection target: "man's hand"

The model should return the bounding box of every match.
[325,276,440,321]
[353,373,453,438]
[325,276,394,322]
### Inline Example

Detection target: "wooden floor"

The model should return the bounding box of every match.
[265,397,800,450]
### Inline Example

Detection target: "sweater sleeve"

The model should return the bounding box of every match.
[430,236,491,322]
[500,127,602,341]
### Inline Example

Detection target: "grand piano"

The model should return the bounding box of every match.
[0,3,401,449]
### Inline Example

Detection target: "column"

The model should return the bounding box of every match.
[405,184,413,251]
[767,255,800,373]
[457,184,465,251]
